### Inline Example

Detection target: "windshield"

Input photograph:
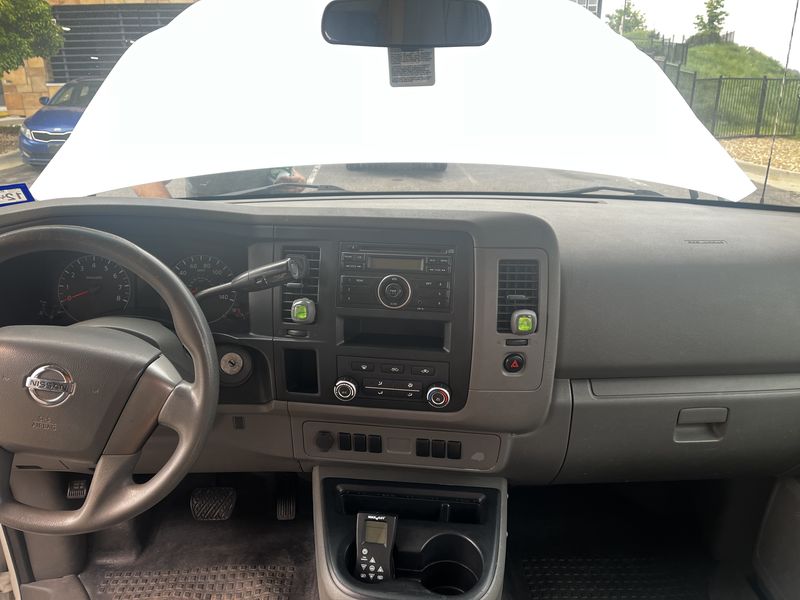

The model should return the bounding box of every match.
[3,0,799,206]
[47,81,101,108]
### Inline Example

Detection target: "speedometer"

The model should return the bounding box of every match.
[173,255,236,323]
[57,255,132,322]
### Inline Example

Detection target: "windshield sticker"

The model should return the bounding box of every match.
[0,184,35,208]
[388,48,435,87]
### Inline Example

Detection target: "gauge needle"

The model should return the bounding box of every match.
[65,290,91,302]
[65,286,101,302]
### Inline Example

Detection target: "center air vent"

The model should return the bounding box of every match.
[282,247,320,323]
[496,259,539,333]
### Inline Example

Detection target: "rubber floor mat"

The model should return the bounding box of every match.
[96,564,297,600]
[505,485,718,600]
[81,477,316,600]
[514,555,709,599]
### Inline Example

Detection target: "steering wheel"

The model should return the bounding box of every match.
[0,226,219,535]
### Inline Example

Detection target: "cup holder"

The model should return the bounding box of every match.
[418,534,483,595]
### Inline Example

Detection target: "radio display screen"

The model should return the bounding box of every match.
[367,255,424,271]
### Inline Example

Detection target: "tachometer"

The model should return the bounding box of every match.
[57,255,131,322]
[173,255,236,323]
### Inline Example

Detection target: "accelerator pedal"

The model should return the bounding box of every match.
[276,474,296,521]
[190,487,237,521]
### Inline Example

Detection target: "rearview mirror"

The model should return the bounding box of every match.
[322,0,491,48]
[39,97,49,105]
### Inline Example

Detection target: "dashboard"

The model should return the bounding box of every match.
[2,197,800,486]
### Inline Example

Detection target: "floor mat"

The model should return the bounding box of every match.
[504,484,718,600]
[514,555,709,599]
[95,564,297,600]
[80,476,317,600]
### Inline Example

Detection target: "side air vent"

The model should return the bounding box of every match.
[281,247,321,323]
[496,259,539,333]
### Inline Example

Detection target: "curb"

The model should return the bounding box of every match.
[736,159,800,193]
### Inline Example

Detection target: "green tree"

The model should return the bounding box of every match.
[0,0,63,74]
[606,1,647,35]
[694,0,728,36]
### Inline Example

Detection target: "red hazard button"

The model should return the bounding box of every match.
[503,353,525,373]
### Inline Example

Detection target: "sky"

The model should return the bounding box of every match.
[601,0,800,70]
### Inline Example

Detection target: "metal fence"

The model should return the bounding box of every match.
[660,60,698,102]
[659,62,800,138]
[631,35,689,66]
[691,77,800,138]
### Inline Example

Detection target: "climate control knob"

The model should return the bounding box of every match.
[333,378,358,402]
[426,384,451,409]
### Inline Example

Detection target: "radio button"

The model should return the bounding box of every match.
[341,276,370,285]
[384,283,404,299]
[381,364,404,375]
[417,288,450,300]
[342,252,366,263]
[343,263,365,271]
[417,279,450,290]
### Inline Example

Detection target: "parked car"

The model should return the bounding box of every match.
[346,162,448,171]
[18,78,102,167]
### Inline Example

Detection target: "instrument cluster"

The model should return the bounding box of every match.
[0,250,248,332]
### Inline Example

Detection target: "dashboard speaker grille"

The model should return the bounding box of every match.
[497,259,539,333]
[282,247,321,323]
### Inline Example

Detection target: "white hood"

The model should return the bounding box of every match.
[31,0,756,201]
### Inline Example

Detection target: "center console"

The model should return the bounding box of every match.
[272,228,474,413]
[313,466,508,600]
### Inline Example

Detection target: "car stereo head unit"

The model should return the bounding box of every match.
[338,242,455,312]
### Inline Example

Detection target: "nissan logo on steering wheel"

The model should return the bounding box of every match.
[25,364,76,407]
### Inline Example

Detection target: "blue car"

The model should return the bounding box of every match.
[18,79,102,167]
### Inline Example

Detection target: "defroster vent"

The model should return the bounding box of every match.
[496,260,539,333]
[282,247,320,323]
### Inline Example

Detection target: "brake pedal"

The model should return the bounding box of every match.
[276,474,296,521]
[190,487,237,521]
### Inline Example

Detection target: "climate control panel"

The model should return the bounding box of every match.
[336,356,451,409]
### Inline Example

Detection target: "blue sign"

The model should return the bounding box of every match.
[0,183,35,208]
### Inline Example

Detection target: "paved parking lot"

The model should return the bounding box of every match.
[1,158,798,206]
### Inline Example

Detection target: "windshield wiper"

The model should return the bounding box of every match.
[549,185,666,198]
[199,182,348,200]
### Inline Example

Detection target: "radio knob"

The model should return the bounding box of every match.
[334,378,358,402]
[378,274,412,309]
[426,384,451,409]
